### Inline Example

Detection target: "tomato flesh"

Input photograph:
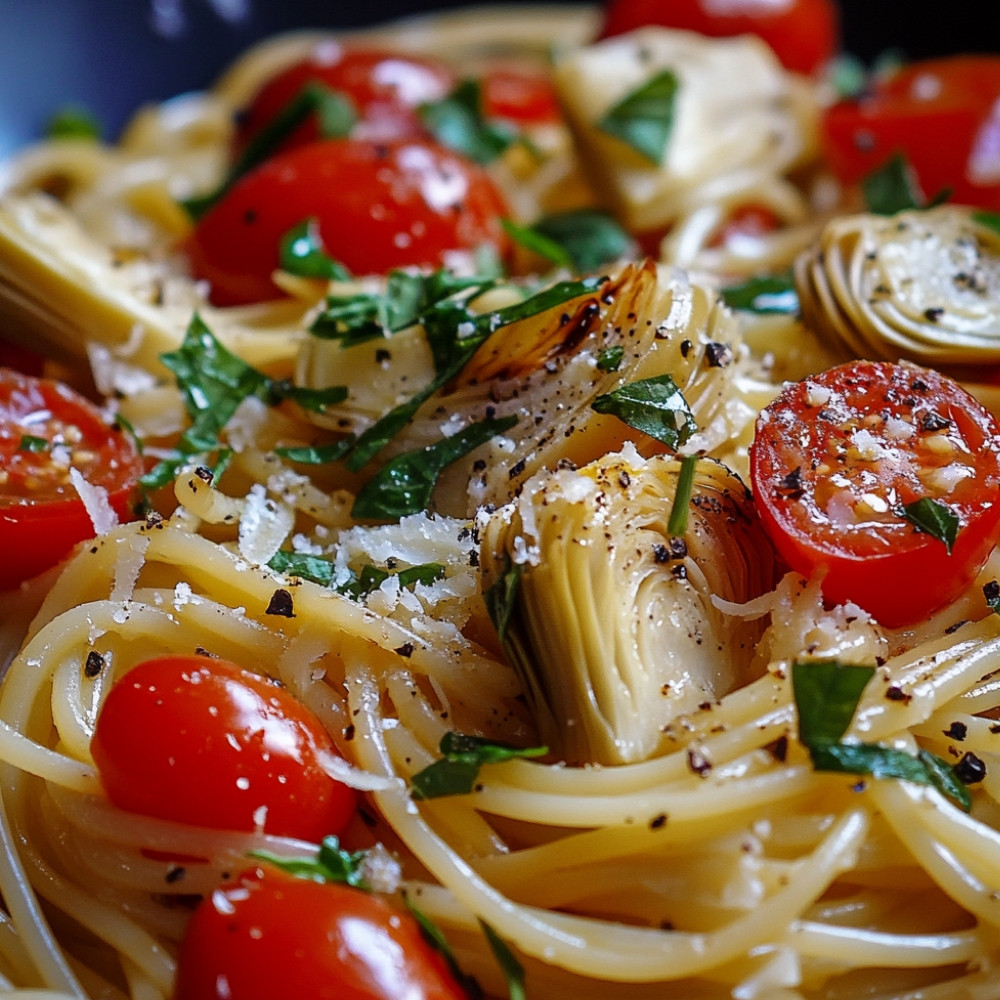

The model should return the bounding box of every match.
[91,656,357,843]
[481,66,562,125]
[822,56,1000,212]
[234,45,456,156]
[749,361,1000,628]
[0,368,141,590]
[175,866,468,1000]
[598,0,839,76]
[186,137,512,305]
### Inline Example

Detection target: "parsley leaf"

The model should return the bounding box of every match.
[597,70,678,165]
[596,345,625,372]
[721,273,799,314]
[410,732,548,800]
[418,80,519,164]
[17,434,49,453]
[591,373,696,449]
[901,497,959,554]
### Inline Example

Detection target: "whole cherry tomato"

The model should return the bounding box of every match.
[750,360,1000,628]
[91,655,357,842]
[598,0,839,76]
[185,137,512,306]
[822,56,1000,211]
[233,44,456,156]
[0,368,142,590]
[174,865,468,1000]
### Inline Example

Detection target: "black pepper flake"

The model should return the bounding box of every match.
[990,724,1000,734]
[344,724,356,742]
[395,642,415,658]
[649,813,667,830]
[910,378,930,393]
[687,748,712,776]
[776,466,805,499]
[985,580,1000,604]
[943,721,968,741]
[954,752,987,784]
[680,339,692,357]
[194,466,214,483]
[668,536,688,559]
[264,589,295,618]
[653,543,670,563]
[919,411,951,433]
[885,685,912,704]
[165,866,187,884]
[508,458,527,480]
[375,348,391,364]
[84,650,105,678]
[704,342,733,368]
[670,564,687,580]
[923,307,945,323]
[767,735,789,761]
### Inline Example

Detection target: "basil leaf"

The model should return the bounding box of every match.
[276,438,355,465]
[18,434,49,453]
[267,551,336,587]
[501,218,574,269]
[484,558,523,642]
[251,835,369,888]
[271,380,349,414]
[410,731,548,800]
[352,415,517,520]
[279,219,352,281]
[46,105,102,141]
[406,899,481,997]
[591,373,696,449]
[721,273,799,315]
[863,152,924,215]
[667,454,698,538]
[598,70,678,165]
[792,660,875,745]
[339,562,446,600]
[596,345,624,373]
[901,497,959,554]
[480,922,526,1000]
[973,209,1000,236]
[419,79,518,164]
[529,208,633,273]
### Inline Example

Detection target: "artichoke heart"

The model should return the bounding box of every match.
[479,446,777,766]
[795,205,1000,366]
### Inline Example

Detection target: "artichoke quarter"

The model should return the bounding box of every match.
[478,446,778,766]
[795,205,1000,367]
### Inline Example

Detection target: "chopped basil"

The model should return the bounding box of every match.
[410,731,548,800]
[862,153,925,215]
[351,415,518,520]
[405,898,480,996]
[418,79,519,164]
[596,345,625,372]
[591,373,697,449]
[480,922,527,1000]
[721,273,799,315]
[506,209,632,274]
[484,558,523,642]
[901,497,959,554]
[339,562,446,601]
[597,70,678,165]
[46,105,102,141]
[250,835,369,888]
[267,551,337,587]
[276,438,355,465]
[17,434,49,453]
[974,209,1000,235]
[279,219,352,281]
[792,660,972,812]
[666,454,698,537]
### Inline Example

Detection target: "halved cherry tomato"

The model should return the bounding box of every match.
[175,865,468,1000]
[598,0,839,76]
[481,66,562,126]
[0,368,141,590]
[91,655,357,842]
[749,360,1000,628]
[822,56,1000,212]
[185,137,512,306]
[233,44,456,156]
[709,204,782,249]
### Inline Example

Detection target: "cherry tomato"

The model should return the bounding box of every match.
[234,44,456,156]
[598,0,839,76]
[0,368,141,590]
[185,137,512,306]
[709,204,782,248]
[175,865,468,1000]
[481,66,562,126]
[749,361,1000,628]
[822,56,1000,211]
[91,655,357,842]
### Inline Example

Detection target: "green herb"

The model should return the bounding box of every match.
[591,373,696,449]
[597,70,678,165]
[596,345,625,372]
[276,438,355,465]
[973,209,1000,235]
[352,415,518,520]
[251,835,369,888]
[501,218,574,269]
[484,559,524,642]
[339,562,446,600]
[480,922,526,1000]
[17,435,49,453]
[667,455,698,537]
[267,551,337,587]
[46,105,102,141]
[792,660,972,811]
[405,898,482,997]
[279,219,352,281]
[863,153,926,215]
[901,497,959,554]
[985,579,1000,616]
[418,79,518,164]
[721,273,799,314]
[505,209,632,274]
[410,731,548,800]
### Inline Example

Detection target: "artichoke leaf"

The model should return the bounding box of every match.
[478,445,777,766]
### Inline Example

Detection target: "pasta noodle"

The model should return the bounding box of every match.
[2,5,1000,999]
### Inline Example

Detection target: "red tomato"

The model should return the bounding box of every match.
[822,56,1000,211]
[175,865,468,1000]
[481,66,562,126]
[598,0,839,76]
[0,368,141,590]
[749,361,1000,628]
[91,655,357,842]
[709,204,781,248]
[234,44,456,156]
[185,137,512,306]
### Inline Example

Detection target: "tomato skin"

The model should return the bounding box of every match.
[0,368,142,590]
[91,656,357,842]
[822,57,1000,212]
[234,45,456,156]
[186,137,512,306]
[481,66,562,126]
[175,866,468,1000]
[598,0,839,76]
[749,361,1000,628]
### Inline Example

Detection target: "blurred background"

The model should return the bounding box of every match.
[0,0,994,159]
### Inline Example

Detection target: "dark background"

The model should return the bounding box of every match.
[0,0,993,158]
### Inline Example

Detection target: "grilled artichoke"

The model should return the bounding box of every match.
[478,446,778,766]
